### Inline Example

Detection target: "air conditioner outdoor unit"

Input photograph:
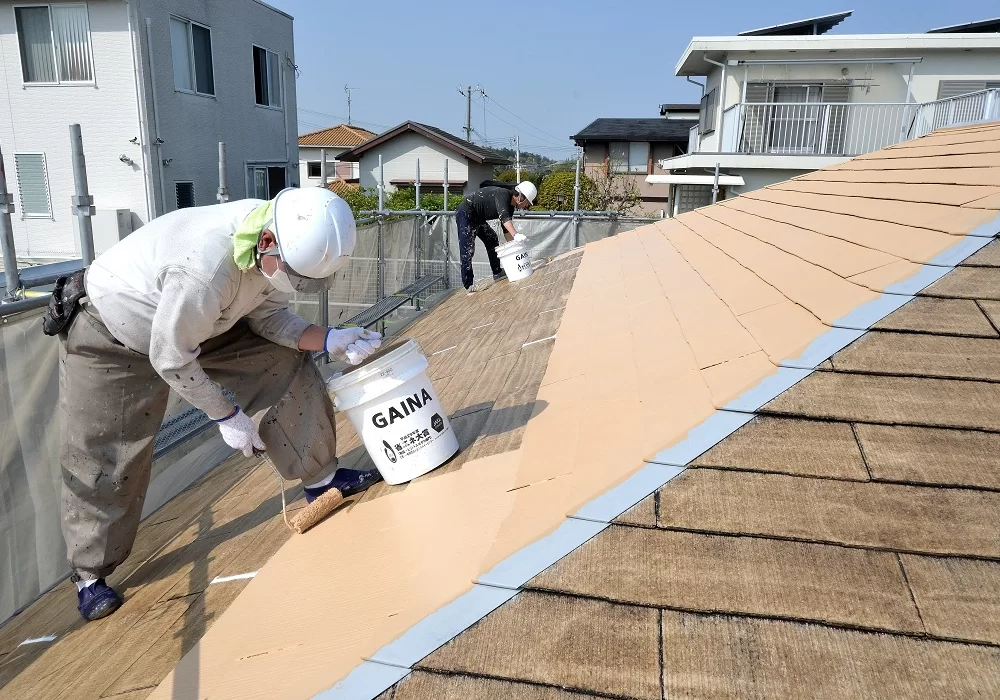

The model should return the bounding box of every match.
[92,208,133,256]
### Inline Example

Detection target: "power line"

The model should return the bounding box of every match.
[478,104,566,148]
[296,107,389,131]
[483,94,567,145]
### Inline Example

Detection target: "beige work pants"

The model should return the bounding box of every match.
[59,308,338,579]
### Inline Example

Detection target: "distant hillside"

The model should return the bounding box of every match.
[489,147,556,167]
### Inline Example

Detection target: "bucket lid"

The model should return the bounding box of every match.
[496,240,526,255]
[327,338,421,391]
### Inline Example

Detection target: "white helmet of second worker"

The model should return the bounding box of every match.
[264,187,356,294]
[514,181,537,206]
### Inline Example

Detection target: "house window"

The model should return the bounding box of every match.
[170,16,214,95]
[247,165,286,199]
[307,161,321,178]
[13,153,52,218]
[699,88,717,135]
[609,142,650,174]
[15,4,94,84]
[253,46,281,108]
[175,182,195,209]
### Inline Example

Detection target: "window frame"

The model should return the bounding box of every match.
[252,44,282,109]
[246,163,287,199]
[13,3,95,86]
[608,141,651,175]
[169,14,216,97]
[13,152,53,219]
[306,161,322,178]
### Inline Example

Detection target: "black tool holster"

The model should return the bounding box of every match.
[42,269,87,337]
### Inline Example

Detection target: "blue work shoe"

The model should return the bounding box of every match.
[303,468,382,503]
[77,579,123,621]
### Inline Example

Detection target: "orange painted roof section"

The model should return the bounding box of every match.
[298,124,376,147]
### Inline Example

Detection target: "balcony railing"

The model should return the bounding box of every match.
[701,89,1000,157]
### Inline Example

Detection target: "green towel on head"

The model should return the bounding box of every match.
[233,201,274,271]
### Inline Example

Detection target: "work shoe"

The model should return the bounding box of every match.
[77,579,123,621]
[303,468,382,503]
[466,278,494,295]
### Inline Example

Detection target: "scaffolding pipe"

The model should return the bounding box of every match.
[0,140,20,300]
[711,162,720,204]
[378,154,385,210]
[70,124,96,265]
[320,148,328,187]
[415,158,421,210]
[217,142,229,203]
[573,153,581,247]
[443,159,450,289]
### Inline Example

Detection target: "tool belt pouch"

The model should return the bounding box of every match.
[42,269,87,337]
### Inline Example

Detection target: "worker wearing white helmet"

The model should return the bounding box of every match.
[51,187,382,621]
[455,181,536,293]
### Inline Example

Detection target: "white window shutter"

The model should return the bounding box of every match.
[14,154,52,218]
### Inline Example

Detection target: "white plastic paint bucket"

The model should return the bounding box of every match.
[496,240,533,282]
[327,339,459,485]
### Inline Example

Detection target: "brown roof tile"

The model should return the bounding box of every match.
[900,555,1000,645]
[614,494,656,527]
[529,527,922,633]
[660,611,1000,700]
[656,469,1000,558]
[691,416,868,480]
[763,372,1000,431]
[921,267,1000,300]
[854,423,1000,490]
[872,297,998,337]
[961,239,1000,267]
[393,671,605,699]
[830,332,1000,380]
[298,124,376,147]
[419,593,662,700]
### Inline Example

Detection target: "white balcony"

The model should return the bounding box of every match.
[682,89,1000,163]
[722,89,1000,157]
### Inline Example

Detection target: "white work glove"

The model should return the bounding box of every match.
[513,232,527,243]
[215,407,265,457]
[326,327,382,365]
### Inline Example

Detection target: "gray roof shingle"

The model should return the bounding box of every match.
[572,118,696,144]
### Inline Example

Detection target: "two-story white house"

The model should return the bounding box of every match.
[0,0,299,261]
[298,124,375,187]
[656,11,1000,213]
[335,121,511,198]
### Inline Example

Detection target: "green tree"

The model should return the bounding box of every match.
[536,170,594,211]
[338,186,378,219]
[493,169,545,189]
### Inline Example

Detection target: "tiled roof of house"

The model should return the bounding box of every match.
[298,124,377,148]
[324,179,359,198]
[146,122,1000,700]
[572,117,696,143]
[335,121,511,165]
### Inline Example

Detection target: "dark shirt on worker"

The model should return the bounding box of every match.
[459,186,514,226]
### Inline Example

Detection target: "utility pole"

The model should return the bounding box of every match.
[344,85,355,125]
[516,136,521,182]
[457,85,473,141]
[457,85,486,142]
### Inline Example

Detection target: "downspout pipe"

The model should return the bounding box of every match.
[144,17,167,216]
[125,1,153,222]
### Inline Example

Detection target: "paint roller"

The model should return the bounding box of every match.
[255,448,355,535]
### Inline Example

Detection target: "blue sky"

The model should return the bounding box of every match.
[267,1,999,159]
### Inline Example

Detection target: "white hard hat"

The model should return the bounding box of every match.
[514,181,537,205]
[270,187,356,287]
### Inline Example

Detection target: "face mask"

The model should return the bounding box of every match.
[263,265,296,294]
[259,248,331,294]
